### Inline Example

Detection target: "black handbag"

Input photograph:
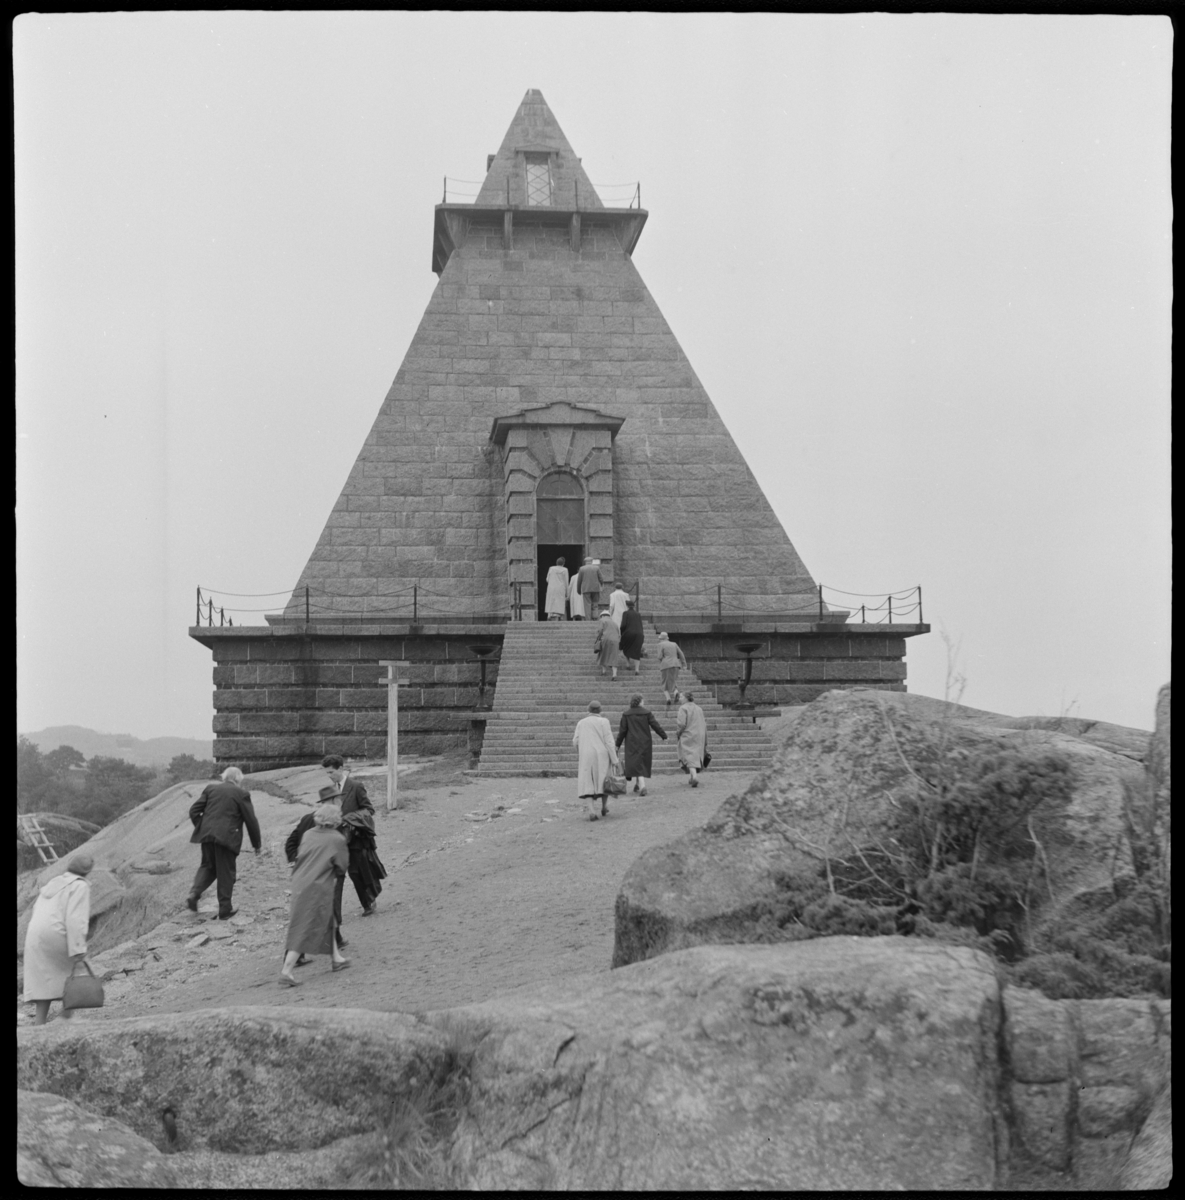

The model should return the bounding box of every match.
[702,749,712,770]
[62,959,105,1010]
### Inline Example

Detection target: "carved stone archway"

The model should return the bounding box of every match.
[489,402,624,618]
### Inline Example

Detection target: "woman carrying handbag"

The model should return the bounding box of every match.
[23,854,98,1024]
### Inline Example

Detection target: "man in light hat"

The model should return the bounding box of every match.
[23,855,94,1024]
[186,766,261,920]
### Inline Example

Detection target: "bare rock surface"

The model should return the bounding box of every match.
[441,937,1002,1190]
[18,938,1003,1190]
[1120,1070,1172,1189]
[616,689,1153,967]
[18,1089,181,1188]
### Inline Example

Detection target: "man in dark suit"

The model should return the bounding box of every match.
[322,754,380,915]
[186,766,261,919]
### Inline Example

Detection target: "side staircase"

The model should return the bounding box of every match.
[475,620,776,777]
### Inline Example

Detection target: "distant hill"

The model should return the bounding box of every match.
[21,726,213,769]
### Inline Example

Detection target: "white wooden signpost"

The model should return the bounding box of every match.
[378,660,410,812]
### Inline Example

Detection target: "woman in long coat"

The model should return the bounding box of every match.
[675,690,708,787]
[616,694,667,796]
[279,805,350,985]
[594,609,620,679]
[23,854,93,1024]
[573,701,619,820]
[544,557,569,621]
[618,600,644,674]
[567,570,583,620]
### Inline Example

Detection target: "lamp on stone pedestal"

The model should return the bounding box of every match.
[469,644,500,709]
[735,642,764,709]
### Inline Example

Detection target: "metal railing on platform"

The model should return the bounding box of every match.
[194,580,923,629]
[441,176,642,209]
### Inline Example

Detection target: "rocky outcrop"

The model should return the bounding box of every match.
[615,689,1153,969]
[16,937,1169,1189]
[18,1090,181,1188]
[17,813,102,873]
[16,1007,448,1155]
[1002,987,1170,1185]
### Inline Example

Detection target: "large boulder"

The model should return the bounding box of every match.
[441,937,1002,1190]
[615,689,1152,968]
[18,938,1004,1189]
[16,1007,447,1154]
[18,1089,181,1188]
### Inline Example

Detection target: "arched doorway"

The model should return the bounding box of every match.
[536,471,585,619]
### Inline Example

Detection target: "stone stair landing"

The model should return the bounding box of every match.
[476,621,775,778]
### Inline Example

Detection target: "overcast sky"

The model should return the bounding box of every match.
[16,12,1171,741]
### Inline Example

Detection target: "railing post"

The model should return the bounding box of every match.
[196,587,201,625]
[861,604,866,623]
[305,585,310,622]
[917,586,923,624]
[219,605,224,627]
[443,175,447,203]
[413,584,418,623]
[207,598,213,627]
[818,584,824,622]
[717,584,722,622]
[888,595,893,623]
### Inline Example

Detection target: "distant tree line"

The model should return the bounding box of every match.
[17,738,218,828]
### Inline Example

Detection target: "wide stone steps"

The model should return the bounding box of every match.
[475,620,775,777]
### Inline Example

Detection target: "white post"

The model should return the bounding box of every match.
[379,660,410,812]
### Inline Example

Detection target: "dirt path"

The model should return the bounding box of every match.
[55,770,748,1023]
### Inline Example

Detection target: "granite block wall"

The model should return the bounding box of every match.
[671,631,912,707]
[1002,986,1171,1184]
[201,629,504,771]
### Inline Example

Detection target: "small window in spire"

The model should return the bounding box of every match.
[525,153,552,206]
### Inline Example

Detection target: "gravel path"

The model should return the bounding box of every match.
[37,769,748,1024]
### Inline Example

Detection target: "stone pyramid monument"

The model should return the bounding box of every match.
[195,90,924,770]
[283,88,818,624]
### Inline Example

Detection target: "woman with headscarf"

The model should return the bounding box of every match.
[675,690,708,787]
[616,694,668,796]
[23,854,94,1024]
[573,700,619,820]
[279,804,351,985]
[593,608,621,679]
[544,556,569,621]
[618,599,644,674]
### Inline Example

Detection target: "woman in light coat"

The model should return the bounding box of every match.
[23,854,94,1024]
[675,691,708,787]
[594,609,620,679]
[573,701,619,820]
[279,805,351,985]
[544,557,569,621]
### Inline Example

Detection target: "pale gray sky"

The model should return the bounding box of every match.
[16,12,1172,739]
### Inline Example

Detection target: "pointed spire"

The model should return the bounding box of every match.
[476,89,603,209]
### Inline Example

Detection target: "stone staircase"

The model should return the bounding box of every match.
[475,620,775,777]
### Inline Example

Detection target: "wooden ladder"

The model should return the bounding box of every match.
[19,815,59,864]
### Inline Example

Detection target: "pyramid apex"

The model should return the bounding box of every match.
[474,91,604,209]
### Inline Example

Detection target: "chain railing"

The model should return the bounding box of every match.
[441,175,642,210]
[195,580,922,628]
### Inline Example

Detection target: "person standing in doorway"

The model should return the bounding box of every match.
[607,582,629,628]
[186,767,261,919]
[576,556,603,621]
[544,556,569,621]
[655,632,688,708]
[573,700,618,821]
[675,690,708,787]
[618,599,644,674]
[567,568,583,620]
[616,694,667,796]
